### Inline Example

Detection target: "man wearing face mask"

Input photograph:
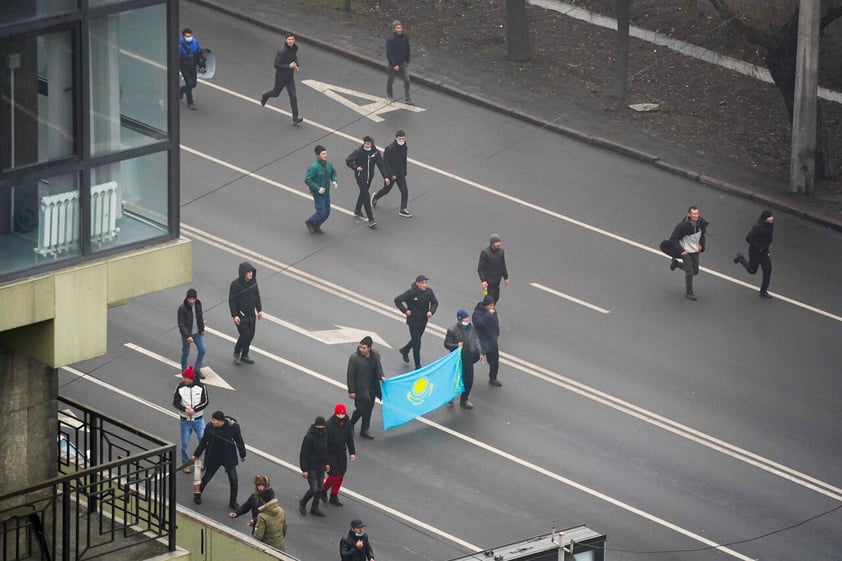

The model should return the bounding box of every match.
[298,416,329,517]
[179,28,203,110]
[444,309,484,409]
[372,130,411,217]
[346,136,389,229]
[340,519,375,561]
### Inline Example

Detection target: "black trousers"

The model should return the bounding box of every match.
[234,315,256,357]
[263,71,299,118]
[354,177,374,220]
[400,319,427,368]
[486,283,502,304]
[740,248,772,293]
[460,356,478,401]
[485,345,499,379]
[201,458,238,505]
[373,176,408,210]
[180,64,198,104]
[351,394,376,432]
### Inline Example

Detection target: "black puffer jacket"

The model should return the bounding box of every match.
[193,417,246,465]
[444,323,482,362]
[383,140,408,178]
[340,530,374,561]
[177,297,204,338]
[229,262,262,318]
[299,424,329,472]
[326,414,355,476]
[471,302,499,352]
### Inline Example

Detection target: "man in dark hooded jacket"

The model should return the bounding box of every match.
[444,309,484,409]
[734,210,775,299]
[229,261,263,365]
[472,296,501,387]
[394,275,438,369]
[477,234,510,304]
[192,410,247,509]
[299,416,329,517]
[323,404,356,505]
[346,136,389,228]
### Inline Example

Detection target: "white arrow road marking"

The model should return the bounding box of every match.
[262,312,392,348]
[530,282,610,314]
[301,79,425,122]
[123,343,235,390]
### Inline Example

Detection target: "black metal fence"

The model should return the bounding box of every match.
[0,396,176,561]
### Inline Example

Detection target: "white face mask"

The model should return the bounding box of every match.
[184,36,194,42]
[364,146,372,151]
[354,531,365,537]
[396,140,405,146]
[461,321,469,326]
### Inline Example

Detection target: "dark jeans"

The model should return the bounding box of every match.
[373,176,408,210]
[386,63,411,100]
[485,345,499,379]
[351,394,376,432]
[400,319,427,368]
[262,72,299,118]
[180,64,198,104]
[460,355,479,401]
[739,248,772,293]
[234,315,256,357]
[301,468,326,509]
[682,253,700,294]
[309,193,331,227]
[201,458,238,505]
[354,177,374,220]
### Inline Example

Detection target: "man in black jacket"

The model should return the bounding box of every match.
[385,19,412,105]
[734,210,774,299]
[445,310,484,409]
[192,410,247,509]
[229,261,263,365]
[346,136,389,228]
[340,519,375,561]
[372,130,412,217]
[394,275,438,370]
[323,404,356,505]
[299,416,329,517]
[472,296,501,387]
[260,33,303,124]
[477,234,510,304]
[666,206,709,301]
[347,337,385,440]
[177,288,206,377]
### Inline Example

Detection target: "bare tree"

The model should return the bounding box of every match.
[506,0,531,61]
[706,0,842,179]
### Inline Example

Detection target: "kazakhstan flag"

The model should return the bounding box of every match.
[381,349,464,430]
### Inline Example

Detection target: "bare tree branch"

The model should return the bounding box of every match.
[706,0,778,49]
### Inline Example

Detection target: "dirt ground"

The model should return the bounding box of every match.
[296,0,842,204]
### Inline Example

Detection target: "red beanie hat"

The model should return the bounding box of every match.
[334,403,347,415]
[182,366,195,380]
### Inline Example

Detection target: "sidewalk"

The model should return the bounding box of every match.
[188,0,842,231]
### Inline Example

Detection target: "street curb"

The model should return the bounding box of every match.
[189,0,842,232]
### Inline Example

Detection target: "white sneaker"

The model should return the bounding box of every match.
[398,208,412,217]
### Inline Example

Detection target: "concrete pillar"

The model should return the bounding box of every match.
[790,0,820,193]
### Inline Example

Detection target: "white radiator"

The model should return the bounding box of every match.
[36,181,120,256]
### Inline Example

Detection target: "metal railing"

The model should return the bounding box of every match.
[0,397,176,561]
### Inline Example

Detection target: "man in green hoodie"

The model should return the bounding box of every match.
[305,145,338,234]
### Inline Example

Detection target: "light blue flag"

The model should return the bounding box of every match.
[381,349,464,430]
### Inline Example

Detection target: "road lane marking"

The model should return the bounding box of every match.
[124,343,234,390]
[186,81,842,324]
[262,312,392,348]
[301,79,425,122]
[530,282,610,314]
[180,222,842,504]
[60,366,479,552]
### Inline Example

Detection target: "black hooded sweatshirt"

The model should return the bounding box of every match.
[229,262,262,319]
[745,210,774,253]
[299,424,329,472]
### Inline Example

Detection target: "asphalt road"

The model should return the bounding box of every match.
[60,4,842,561]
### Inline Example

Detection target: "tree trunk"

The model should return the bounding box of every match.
[343,0,351,11]
[506,0,531,62]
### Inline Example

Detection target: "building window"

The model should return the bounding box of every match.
[89,4,168,157]
[0,1,77,27]
[0,29,76,172]
[89,151,168,253]
[0,171,80,275]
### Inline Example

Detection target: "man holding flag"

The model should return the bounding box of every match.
[444,309,484,409]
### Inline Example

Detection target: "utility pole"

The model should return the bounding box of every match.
[789,0,820,194]
[615,0,631,99]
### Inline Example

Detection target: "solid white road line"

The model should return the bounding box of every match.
[530,282,610,314]
[186,81,841,324]
[179,222,842,504]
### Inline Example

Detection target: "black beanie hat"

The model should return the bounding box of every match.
[314,145,326,156]
[315,416,326,426]
[186,288,197,299]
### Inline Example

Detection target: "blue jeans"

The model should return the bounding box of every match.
[309,193,331,227]
[180,416,205,464]
[181,333,205,371]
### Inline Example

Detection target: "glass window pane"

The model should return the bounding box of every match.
[89,4,168,157]
[0,30,75,171]
[0,173,80,275]
[89,151,168,253]
[0,0,77,26]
